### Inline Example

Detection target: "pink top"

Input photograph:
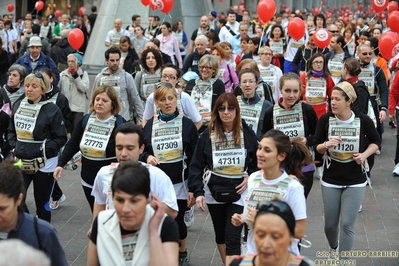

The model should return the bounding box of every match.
[156,34,182,68]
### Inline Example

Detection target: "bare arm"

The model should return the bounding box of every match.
[295,219,307,239]
[187,40,194,54]
[86,241,100,266]
[164,204,178,219]
[87,203,105,238]
[194,120,203,131]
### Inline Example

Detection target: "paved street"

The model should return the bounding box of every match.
[24,73,399,265]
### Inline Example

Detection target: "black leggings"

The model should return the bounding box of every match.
[22,171,55,222]
[302,171,314,199]
[175,200,188,240]
[83,185,95,212]
[207,203,243,256]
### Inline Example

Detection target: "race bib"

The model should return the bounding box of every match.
[359,65,375,96]
[211,129,246,177]
[273,104,305,139]
[328,117,360,162]
[239,98,263,133]
[100,75,121,95]
[15,99,48,140]
[151,116,183,163]
[270,40,283,54]
[80,114,115,159]
[192,79,213,123]
[260,68,276,93]
[142,73,161,100]
[305,78,327,104]
[328,55,344,77]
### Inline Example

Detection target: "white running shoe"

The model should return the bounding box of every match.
[393,163,399,176]
[184,207,195,228]
[358,205,363,213]
[50,194,66,210]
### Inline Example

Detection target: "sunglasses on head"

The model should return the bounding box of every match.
[34,72,45,82]
[156,82,173,89]
[256,200,291,215]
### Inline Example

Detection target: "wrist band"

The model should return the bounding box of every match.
[323,141,328,149]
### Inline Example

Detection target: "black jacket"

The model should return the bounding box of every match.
[51,38,77,65]
[292,45,329,73]
[45,85,73,134]
[233,82,275,105]
[8,99,67,159]
[142,116,199,184]
[182,50,209,75]
[122,48,139,74]
[188,121,259,198]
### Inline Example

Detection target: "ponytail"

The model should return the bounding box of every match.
[283,139,312,184]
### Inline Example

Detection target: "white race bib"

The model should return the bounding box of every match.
[359,65,375,96]
[328,117,360,162]
[239,98,263,133]
[305,78,327,104]
[191,79,214,123]
[269,39,283,54]
[273,104,305,139]
[141,73,161,100]
[15,99,48,140]
[328,55,344,77]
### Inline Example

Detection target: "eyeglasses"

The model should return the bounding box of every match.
[218,106,235,112]
[199,66,213,70]
[361,52,373,56]
[260,53,273,56]
[241,80,256,85]
[312,61,324,65]
[156,82,173,89]
[256,200,291,214]
[162,74,177,80]
[329,30,339,33]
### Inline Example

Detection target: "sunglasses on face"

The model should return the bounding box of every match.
[260,53,273,56]
[218,106,235,112]
[361,52,373,56]
[329,30,339,33]
[199,66,213,70]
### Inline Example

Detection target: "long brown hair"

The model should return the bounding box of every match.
[208,93,242,146]
[306,52,329,80]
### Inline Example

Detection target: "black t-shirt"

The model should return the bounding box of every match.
[90,214,179,245]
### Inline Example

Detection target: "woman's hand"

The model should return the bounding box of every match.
[353,153,367,165]
[187,192,195,208]
[235,174,249,194]
[326,136,342,149]
[246,206,257,229]
[300,137,307,145]
[53,166,64,181]
[149,193,166,233]
[196,196,206,212]
[147,155,160,166]
[231,213,244,227]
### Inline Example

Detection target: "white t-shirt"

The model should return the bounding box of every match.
[258,64,283,103]
[243,170,307,256]
[143,91,202,123]
[104,28,131,45]
[91,162,178,212]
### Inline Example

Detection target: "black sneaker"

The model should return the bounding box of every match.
[179,249,190,266]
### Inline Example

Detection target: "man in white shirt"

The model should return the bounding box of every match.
[218,11,240,43]
[104,18,131,47]
[89,123,178,235]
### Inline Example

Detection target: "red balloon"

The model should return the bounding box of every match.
[285,8,291,15]
[68,28,84,50]
[352,0,356,3]
[54,9,62,18]
[162,0,174,13]
[372,0,389,13]
[149,0,162,10]
[313,28,332,49]
[295,9,300,15]
[388,1,398,13]
[287,17,305,41]
[389,11,399,32]
[379,31,399,59]
[7,3,14,12]
[35,1,44,11]
[141,0,150,5]
[358,5,364,11]
[313,8,319,15]
[67,4,72,10]
[78,7,86,16]
[257,0,276,23]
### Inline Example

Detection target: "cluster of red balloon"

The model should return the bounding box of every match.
[380,2,399,59]
[141,0,174,13]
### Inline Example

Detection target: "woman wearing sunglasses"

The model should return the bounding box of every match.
[231,129,310,256]
[184,55,226,131]
[262,73,318,199]
[230,200,313,266]
[237,68,272,139]
[135,47,163,104]
[314,82,380,258]
[189,93,258,265]
[142,84,198,265]
[7,72,67,222]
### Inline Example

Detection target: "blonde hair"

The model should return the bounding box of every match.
[89,85,121,116]
[154,85,178,108]
[24,73,51,93]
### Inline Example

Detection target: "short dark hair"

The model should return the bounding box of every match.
[32,24,41,34]
[91,6,97,12]
[140,47,163,72]
[151,38,161,48]
[227,10,236,16]
[154,16,160,22]
[112,161,150,198]
[132,15,140,22]
[313,13,326,27]
[105,47,121,60]
[115,122,144,146]
[0,160,25,202]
